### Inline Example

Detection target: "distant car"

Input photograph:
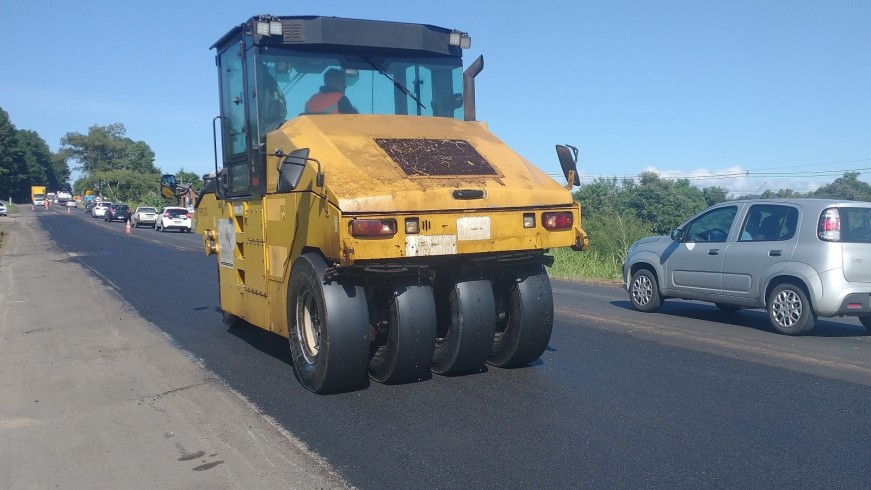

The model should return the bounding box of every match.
[155,206,192,233]
[131,206,158,228]
[0,201,7,216]
[66,200,77,208]
[623,198,871,335]
[92,201,112,218]
[34,198,45,206]
[105,203,131,222]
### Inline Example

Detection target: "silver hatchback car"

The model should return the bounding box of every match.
[623,198,871,335]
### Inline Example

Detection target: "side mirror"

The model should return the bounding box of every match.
[277,148,310,193]
[277,148,324,193]
[670,228,684,241]
[555,144,581,189]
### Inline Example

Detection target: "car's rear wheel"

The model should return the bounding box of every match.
[767,283,815,335]
[629,269,661,312]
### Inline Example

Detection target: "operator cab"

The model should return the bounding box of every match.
[210,15,473,199]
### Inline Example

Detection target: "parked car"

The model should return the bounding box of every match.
[91,201,112,218]
[0,201,7,216]
[131,206,158,228]
[623,198,871,335]
[105,203,131,222]
[155,206,192,233]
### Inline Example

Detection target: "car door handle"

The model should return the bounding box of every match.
[708,249,720,255]
[769,250,782,256]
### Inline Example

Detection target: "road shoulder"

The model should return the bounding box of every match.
[0,213,349,489]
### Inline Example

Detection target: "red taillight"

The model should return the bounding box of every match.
[164,211,170,217]
[350,219,397,237]
[818,208,841,241]
[542,212,573,230]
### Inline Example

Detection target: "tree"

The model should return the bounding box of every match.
[60,123,158,175]
[0,108,24,201]
[622,172,708,234]
[60,123,159,203]
[573,177,622,219]
[812,172,871,201]
[175,169,203,191]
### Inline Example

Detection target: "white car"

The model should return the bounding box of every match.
[92,201,112,218]
[66,200,77,208]
[131,206,158,228]
[155,206,192,233]
[0,201,7,216]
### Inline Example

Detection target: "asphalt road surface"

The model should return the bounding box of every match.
[9,205,871,488]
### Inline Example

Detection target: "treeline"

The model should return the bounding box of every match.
[551,170,871,281]
[0,108,69,202]
[0,107,201,206]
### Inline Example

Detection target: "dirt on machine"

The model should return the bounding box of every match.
[195,15,589,394]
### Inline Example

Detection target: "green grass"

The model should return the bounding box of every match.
[546,247,623,283]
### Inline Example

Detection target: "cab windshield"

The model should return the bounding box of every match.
[250,49,464,139]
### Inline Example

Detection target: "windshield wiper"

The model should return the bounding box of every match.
[363,56,427,111]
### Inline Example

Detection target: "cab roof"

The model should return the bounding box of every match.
[211,15,463,58]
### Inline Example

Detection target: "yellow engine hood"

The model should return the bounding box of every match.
[268,115,573,214]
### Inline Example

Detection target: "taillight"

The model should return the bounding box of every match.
[818,208,841,241]
[350,219,397,237]
[164,211,170,217]
[542,212,573,230]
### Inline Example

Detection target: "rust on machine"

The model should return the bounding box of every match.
[375,138,497,177]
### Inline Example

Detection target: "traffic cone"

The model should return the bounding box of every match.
[67,205,70,214]
[125,219,132,234]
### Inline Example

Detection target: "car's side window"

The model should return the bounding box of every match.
[739,205,799,242]
[686,206,737,243]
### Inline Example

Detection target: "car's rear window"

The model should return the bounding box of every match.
[139,207,156,213]
[838,207,871,243]
[165,209,188,218]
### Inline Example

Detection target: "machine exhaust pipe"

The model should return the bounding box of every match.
[463,55,484,121]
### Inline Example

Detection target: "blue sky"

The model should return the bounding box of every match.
[2,1,869,196]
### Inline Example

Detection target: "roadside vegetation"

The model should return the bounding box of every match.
[3,106,871,281]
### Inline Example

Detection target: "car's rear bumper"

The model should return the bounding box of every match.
[815,268,871,317]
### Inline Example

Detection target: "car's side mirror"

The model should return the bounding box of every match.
[555,144,581,190]
[670,228,685,241]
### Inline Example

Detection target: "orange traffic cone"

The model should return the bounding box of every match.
[125,219,132,234]
[67,205,71,214]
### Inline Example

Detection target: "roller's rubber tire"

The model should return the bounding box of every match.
[431,278,496,375]
[487,264,554,368]
[629,269,662,313]
[767,283,816,335]
[369,279,437,384]
[287,253,370,394]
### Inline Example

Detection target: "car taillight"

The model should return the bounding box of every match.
[542,212,574,230]
[818,208,841,241]
[350,219,397,237]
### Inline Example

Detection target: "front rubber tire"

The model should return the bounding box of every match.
[629,269,662,313]
[287,253,370,394]
[487,264,554,368]
[767,283,815,335]
[431,278,496,375]
[368,279,437,384]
